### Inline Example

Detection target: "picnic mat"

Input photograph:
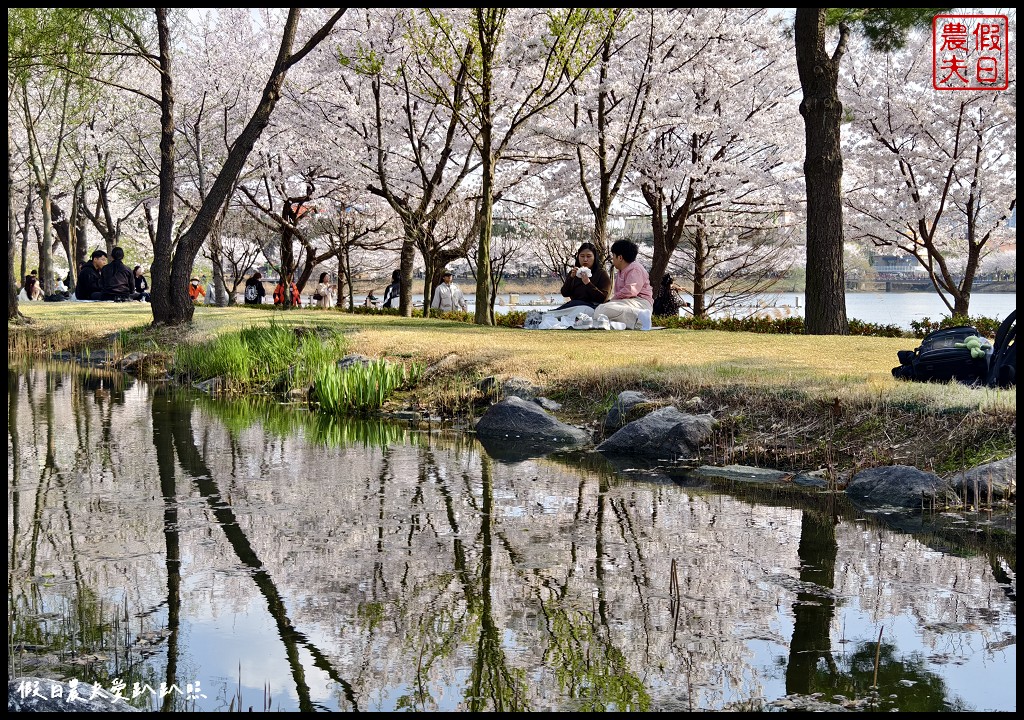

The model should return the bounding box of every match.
[517,325,667,331]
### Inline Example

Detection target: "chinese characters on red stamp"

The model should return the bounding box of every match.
[933,14,1009,90]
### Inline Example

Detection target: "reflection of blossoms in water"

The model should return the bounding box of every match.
[8,366,1016,712]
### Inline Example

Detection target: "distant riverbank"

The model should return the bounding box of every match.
[355,275,1015,298]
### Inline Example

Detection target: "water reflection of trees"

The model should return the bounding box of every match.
[154,388,359,712]
[8,367,158,706]
[8,367,1014,712]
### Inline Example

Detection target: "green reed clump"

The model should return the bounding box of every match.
[313,359,422,413]
[294,332,348,388]
[175,333,253,385]
[173,322,350,393]
[237,323,301,379]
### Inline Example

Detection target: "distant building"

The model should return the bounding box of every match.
[868,252,924,277]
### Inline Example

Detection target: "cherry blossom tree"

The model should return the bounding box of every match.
[307,204,395,311]
[843,31,1016,317]
[12,18,98,298]
[309,8,482,318]
[540,9,656,262]
[101,8,347,325]
[416,8,617,325]
[215,210,266,304]
[8,8,122,315]
[631,8,802,311]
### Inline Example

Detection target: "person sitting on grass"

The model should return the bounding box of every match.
[100,246,135,301]
[131,266,151,302]
[545,242,611,322]
[592,239,653,330]
[20,273,42,301]
[75,249,107,300]
[652,273,691,318]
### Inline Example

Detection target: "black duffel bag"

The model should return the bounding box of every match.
[892,325,992,386]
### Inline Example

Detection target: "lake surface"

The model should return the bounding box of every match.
[7,365,1016,712]
[381,292,1016,330]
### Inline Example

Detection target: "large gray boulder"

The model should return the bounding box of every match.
[597,407,716,460]
[846,465,959,509]
[9,677,142,712]
[474,396,590,445]
[476,375,544,402]
[947,455,1016,504]
[603,390,650,431]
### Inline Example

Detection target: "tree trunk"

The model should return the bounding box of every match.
[691,226,707,318]
[20,183,32,289]
[473,9,496,326]
[37,185,55,296]
[211,243,226,306]
[75,187,87,269]
[150,8,346,326]
[278,226,295,308]
[422,256,436,318]
[474,160,494,325]
[398,238,415,317]
[8,129,20,320]
[150,9,182,325]
[796,8,848,335]
[336,253,347,309]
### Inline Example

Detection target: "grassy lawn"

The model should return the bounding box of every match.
[10,301,1016,474]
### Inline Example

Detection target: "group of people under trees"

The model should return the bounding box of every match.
[344,242,686,326]
[74,248,150,302]
[32,245,683,325]
[240,270,335,309]
[527,239,690,330]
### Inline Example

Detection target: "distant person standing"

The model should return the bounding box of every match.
[76,249,108,300]
[100,246,134,301]
[188,277,205,304]
[429,269,467,313]
[244,271,266,305]
[313,272,334,309]
[382,269,401,308]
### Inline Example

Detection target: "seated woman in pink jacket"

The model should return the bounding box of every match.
[593,239,653,330]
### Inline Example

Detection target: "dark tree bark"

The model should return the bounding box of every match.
[8,130,20,320]
[150,8,346,326]
[795,8,849,335]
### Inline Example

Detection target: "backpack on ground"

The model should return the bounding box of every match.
[891,324,993,386]
[244,282,259,303]
[987,309,1016,388]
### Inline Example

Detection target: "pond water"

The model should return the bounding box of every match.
[8,365,1016,712]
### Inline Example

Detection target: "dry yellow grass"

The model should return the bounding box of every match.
[12,301,1013,410]
[10,302,1016,472]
